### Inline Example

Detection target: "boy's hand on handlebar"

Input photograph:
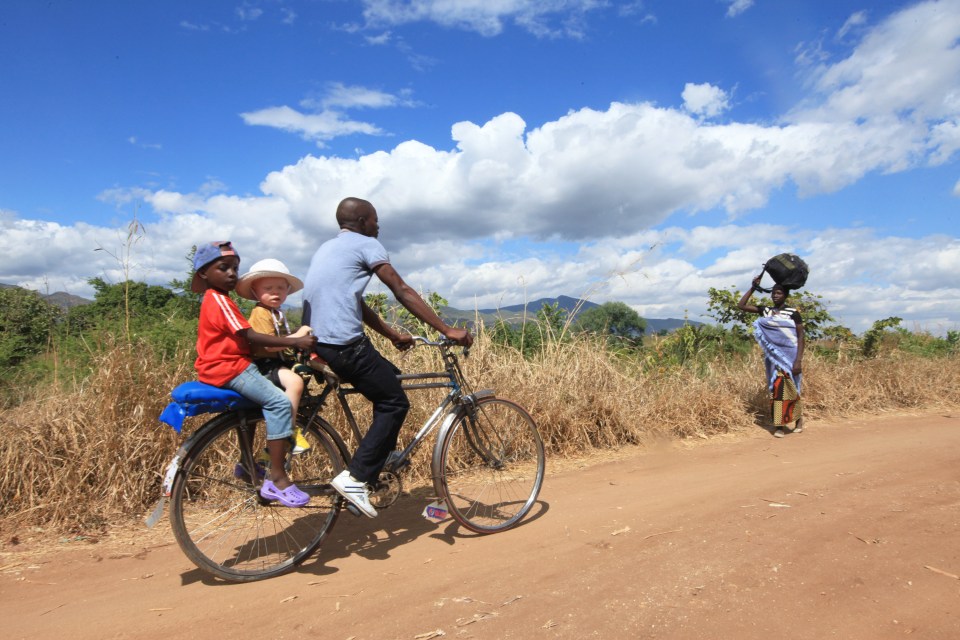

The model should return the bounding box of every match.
[444,327,473,348]
[291,334,318,351]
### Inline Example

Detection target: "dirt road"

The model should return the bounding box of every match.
[3,412,959,639]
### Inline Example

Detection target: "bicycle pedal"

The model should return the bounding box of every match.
[344,503,363,518]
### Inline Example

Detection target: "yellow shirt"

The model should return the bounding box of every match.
[247,304,292,360]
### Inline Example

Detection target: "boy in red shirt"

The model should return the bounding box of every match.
[192,241,317,507]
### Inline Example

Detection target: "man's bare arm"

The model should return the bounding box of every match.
[360,300,413,349]
[373,263,472,347]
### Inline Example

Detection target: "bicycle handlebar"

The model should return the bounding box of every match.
[409,335,470,356]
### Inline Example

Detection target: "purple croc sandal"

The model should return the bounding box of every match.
[260,479,310,508]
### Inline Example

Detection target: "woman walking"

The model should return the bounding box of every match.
[738,275,805,438]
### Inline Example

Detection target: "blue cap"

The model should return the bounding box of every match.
[190,241,239,293]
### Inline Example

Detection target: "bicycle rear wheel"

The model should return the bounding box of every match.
[438,397,545,533]
[169,411,343,582]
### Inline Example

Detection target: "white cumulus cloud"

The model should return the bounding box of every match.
[682,82,731,118]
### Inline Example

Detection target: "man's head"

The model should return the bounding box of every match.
[336,197,379,238]
[191,241,240,293]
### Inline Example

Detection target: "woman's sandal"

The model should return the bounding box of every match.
[260,479,310,507]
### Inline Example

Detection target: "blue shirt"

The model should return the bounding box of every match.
[302,230,390,345]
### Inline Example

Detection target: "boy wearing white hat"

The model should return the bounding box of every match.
[237,259,314,454]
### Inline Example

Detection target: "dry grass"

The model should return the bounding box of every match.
[0,339,187,535]
[1,331,958,536]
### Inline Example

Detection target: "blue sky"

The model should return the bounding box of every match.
[1,0,958,334]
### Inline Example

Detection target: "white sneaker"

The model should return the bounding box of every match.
[331,470,378,518]
[792,418,804,434]
[773,428,786,438]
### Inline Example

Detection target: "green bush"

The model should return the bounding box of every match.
[0,287,61,370]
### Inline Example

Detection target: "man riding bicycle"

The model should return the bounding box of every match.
[302,197,473,518]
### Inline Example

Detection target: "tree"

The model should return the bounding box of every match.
[489,318,522,351]
[0,287,61,368]
[427,291,448,314]
[706,287,755,328]
[375,290,452,336]
[364,292,387,316]
[60,278,201,359]
[535,302,567,338]
[573,302,646,343]
[169,245,203,317]
[861,316,903,358]
[486,302,568,358]
[67,277,179,330]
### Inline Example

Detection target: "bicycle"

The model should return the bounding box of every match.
[148,337,545,582]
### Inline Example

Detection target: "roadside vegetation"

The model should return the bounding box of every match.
[1,272,957,537]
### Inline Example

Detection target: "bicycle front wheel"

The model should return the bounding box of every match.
[169,412,343,582]
[438,397,545,533]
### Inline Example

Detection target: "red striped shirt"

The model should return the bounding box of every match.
[195,289,252,386]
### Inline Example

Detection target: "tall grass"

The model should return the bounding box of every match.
[1,338,187,534]
[1,328,958,535]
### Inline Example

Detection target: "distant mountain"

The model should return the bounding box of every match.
[0,283,91,310]
[477,295,598,315]
[44,291,92,310]
[644,317,702,333]
[442,295,702,334]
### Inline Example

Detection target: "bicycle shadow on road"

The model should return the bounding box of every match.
[430,497,549,543]
[178,486,551,585]
[299,486,551,577]
[177,486,440,586]
[295,485,448,576]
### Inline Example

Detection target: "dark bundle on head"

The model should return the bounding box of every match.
[757,254,808,294]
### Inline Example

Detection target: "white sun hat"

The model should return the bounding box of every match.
[236,258,304,300]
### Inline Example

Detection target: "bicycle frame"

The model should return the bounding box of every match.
[304,339,495,478]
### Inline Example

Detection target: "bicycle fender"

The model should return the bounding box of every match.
[461,389,496,407]
[430,390,497,498]
[144,496,166,529]
[431,390,495,454]
[145,442,189,528]
[145,451,181,528]
[430,410,462,499]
